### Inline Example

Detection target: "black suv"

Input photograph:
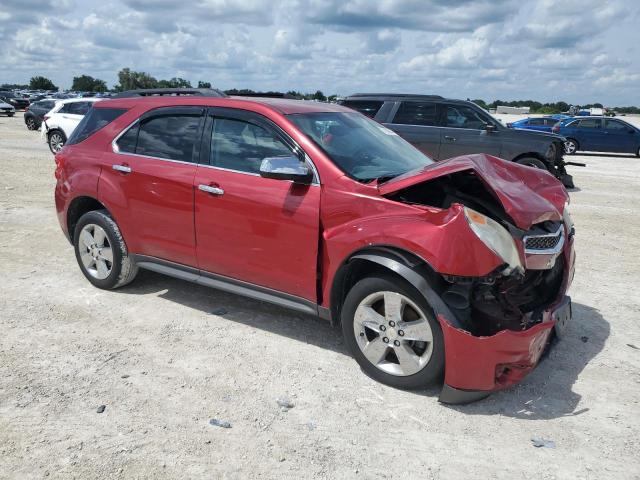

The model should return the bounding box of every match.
[339,94,573,187]
[0,91,30,110]
[23,99,56,130]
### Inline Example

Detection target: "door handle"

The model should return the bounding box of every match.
[198,184,224,195]
[112,164,132,173]
[444,135,457,142]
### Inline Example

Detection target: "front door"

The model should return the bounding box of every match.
[194,109,321,301]
[101,106,204,266]
[603,119,637,153]
[439,103,503,159]
[574,117,604,151]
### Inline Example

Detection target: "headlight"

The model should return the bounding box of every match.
[464,207,523,274]
[562,201,574,230]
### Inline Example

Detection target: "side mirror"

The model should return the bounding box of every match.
[485,124,497,133]
[259,156,313,184]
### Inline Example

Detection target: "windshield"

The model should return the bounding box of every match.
[287,112,433,182]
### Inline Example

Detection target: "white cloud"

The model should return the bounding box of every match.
[0,0,638,105]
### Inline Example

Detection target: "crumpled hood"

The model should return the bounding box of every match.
[379,154,568,230]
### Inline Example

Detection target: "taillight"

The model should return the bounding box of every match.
[44,115,50,121]
[552,125,560,133]
[25,106,29,111]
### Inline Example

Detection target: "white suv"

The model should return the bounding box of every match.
[42,98,102,153]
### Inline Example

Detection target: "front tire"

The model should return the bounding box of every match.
[48,129,66,154]
[341,275,444,389]
[515,157,547,170]
[564,138,578,155]
[73,210,138,290]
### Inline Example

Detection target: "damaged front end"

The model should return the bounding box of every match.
[381,154,576,403]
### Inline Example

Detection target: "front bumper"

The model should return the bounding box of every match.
[437,233,575,404]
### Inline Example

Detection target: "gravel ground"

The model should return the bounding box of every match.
[1,113,639,479]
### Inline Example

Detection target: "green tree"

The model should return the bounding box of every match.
[157,77,192,88]
[72,75,107,92]
[114,68,158,91]
[1,83,29,90]
[310,90,326,101]
[29,76,57,90]
[197,81,212,88]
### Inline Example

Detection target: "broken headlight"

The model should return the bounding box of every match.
[464,207,524,275]
[562,201,574,234]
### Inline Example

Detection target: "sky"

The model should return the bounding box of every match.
[1,0,639,105]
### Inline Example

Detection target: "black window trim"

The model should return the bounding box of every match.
[385,100,501,130]
[112,106,206,165]
[200,107,320,185]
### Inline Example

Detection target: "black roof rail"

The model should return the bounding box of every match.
[349,93,444,99]
[112,88,227,99]
[227,92,298,99]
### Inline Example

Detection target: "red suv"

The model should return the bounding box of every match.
[54,89,575,404]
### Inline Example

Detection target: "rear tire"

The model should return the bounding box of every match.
[73,210,138,290]
[48,129,66,154]
[8,112,14,117]
[341,275,444,389]
[25,117,37,130]
[515,157,547,170]
[564,138,578,155]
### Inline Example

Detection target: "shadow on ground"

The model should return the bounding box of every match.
[121,272,607,419]
[576,152,637,158]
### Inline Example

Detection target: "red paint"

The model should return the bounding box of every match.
[54,96,575,396]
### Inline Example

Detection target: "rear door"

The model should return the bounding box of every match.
[602,119,637,153]
[574,118,604,151]
[384,100,441,159]
[58,101,93,136]
[101,106,204,266]
[193,108,320,301]
[438,103,503,159]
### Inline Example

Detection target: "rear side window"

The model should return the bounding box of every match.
[67,108,127,145]
[132,114,202,163]
[577,119,601,128]
[604,119,629,131]
[340,100,384,119]
[393,101,437,126]
[60,102,92,115]
[210,118,292,173]
[528,118,546,126]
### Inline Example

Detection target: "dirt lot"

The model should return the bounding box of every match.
[1,113,639,480]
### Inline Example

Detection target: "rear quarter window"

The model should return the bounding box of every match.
[67,108,127,145]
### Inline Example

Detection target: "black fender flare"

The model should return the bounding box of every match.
[348,253,463,330]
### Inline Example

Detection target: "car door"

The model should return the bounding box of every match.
[439,103,503,159]
[57,102,91,136]
[574,118,604,151]
[193,108,320,301]
[100,106,204,266]
[603,119,637,153]
[384,100,442,159]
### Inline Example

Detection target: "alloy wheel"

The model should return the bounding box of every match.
[26,118,36,130]
[564,140,577,154]
[78,224,113,280]
[49,132,64,153]
[353,291,434,376]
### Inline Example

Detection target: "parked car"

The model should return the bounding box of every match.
[0,99,16,116]
[23,99,56,130]
[507,116,559,132]
[0,91,30,110]
[41,98,102,153]
[553,116,640,156]
[54,89,575,404]
[339,94,573,187]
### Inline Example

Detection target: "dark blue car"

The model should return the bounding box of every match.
[553,117,640,156]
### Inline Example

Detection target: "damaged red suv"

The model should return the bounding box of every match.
[54,89,575,403]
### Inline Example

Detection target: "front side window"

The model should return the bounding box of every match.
[392,101,437,126]
[135,114,202,163]
[340,100,384,119]
[605,119,629,131]
[288,112,433,182]
[444,104,489,129]
[210,118,293,174]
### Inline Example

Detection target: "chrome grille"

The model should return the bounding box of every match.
[524,226,564,254]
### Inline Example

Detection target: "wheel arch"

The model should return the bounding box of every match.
[66,196,108,243]
[329,246,459,328]
[512,151,548,164]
